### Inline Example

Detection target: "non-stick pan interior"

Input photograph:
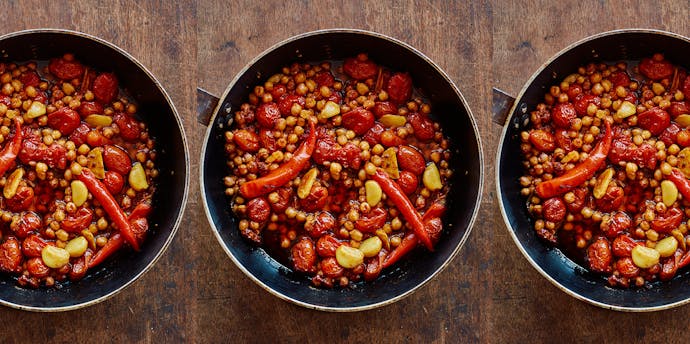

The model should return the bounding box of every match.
[0,30,187,311]
[498,30,690,310]
[202,30,482,310]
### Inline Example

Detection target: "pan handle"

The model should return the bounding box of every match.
[491,87,516,126]
[197,87,220,126]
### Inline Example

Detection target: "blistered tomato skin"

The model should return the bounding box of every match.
[19,71,40,87]
[247,197,271,223]
[233,129,260,152]
[341,107,374,135]
[529,130,556,152]
[386,73,413,104]
[396,170,418,195]
[588,238,613,273]
[316,235,342,258]
[397,145,426,175]
[104,171,125,194]
[291,237,317,273]
[78,101,104,118]
[542,198,566,223]
[408,113,435,141]
[114,113,141,141]
[0,238,23,273]
[637,107,671,135]
[48,57,84,80]
[551,103,577,128]
[92,73,119,104]
[6,187,34,212]
[256,103,281,128]
[639,56,674,80]
[103,145,132,175]
[343,56,377,80]
[47,107,81,135]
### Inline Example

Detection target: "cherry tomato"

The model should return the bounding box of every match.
[48,57,84,80]
[343,56,377,80]
[247,197,270,223]
[397,145,426,175]
[233,129,260,152]
[256,103,281,128]
[341,107,374,135]
[588,238,613,273]
[92,73,119,103]
[386,72,413,104]
[103,145,132,175]
[291,237,317,273]
[47,107,80,135]
[542,197,566,223]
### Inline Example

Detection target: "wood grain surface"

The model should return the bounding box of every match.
[0,0,688,343]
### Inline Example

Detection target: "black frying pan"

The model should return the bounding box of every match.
[199,29,483,311]
[0,29,189,311]
[496,29,690,311]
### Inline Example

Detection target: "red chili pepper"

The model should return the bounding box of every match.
[240,120,316,199]
[86,202,152,269]
[0,118,22,176]
[422,200,447,221]
[382,231,417,268]
[382,200,447,268]
[371,169,434,251]
[88,233,123,269]
[129,202,152,220]
[536,120,612,199]
[667,168,690,200]
[78,168,139,251]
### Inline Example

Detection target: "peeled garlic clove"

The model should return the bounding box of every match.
[65,236,88,258]
[365,180,382,207]
[42,245,70,269]
[379,115,407,127]
[81,229,97,250]
[661,180,679,207]
[615,101,637,119]
[71,180,89,207]
[297,167,319,199]
[87,148,106,179]
[3,168,24,199]
[655,236,678,258]
[85,114,113,127]
[631,245,660,269]
[25,101,46,118]
[375,229,390,251]
[676,114,690,127]
[359,236,382,258]
[128,162,149,191]
[319,101,341,119]
[335,245,364,269]
[593,168,615,199]
[381,147,400,179]
[423,162,443,191]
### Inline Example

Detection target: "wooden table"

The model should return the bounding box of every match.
[1,1,689,342]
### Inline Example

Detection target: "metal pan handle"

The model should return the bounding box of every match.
[491,87,516,126]
[197,88,220,126]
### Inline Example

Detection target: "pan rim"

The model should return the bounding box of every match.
[0,28,190,312]
[200,28,484,312]
[495,28,690,312]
